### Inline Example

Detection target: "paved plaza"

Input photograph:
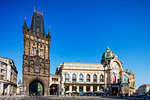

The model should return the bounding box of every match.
[0,95,128,100]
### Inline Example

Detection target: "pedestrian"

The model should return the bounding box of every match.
[10,91,12,96]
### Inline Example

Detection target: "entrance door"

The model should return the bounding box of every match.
[50,84,58,95]
[29,80,44,95]
[112,87,118,96]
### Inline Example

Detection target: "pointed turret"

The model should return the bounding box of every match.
[48,25,51,36]
[23,16,27,29]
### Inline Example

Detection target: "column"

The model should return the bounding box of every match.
[76,73,79,82]
[83,86,86,93]
[77,86,79,93]
[69,85,72,92]
[91,73,93,82]
[97,86,99,91]
[0,83,4,95]
[90,86,93,92]
[84,73,86,82]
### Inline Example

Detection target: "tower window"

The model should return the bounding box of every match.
[32,47,36,55]
[39,49,43,57]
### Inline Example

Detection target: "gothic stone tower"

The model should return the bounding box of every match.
[22,9,51,95]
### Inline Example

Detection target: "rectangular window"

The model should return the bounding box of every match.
[1,75,4,80]
[79,86,83,92]
[35,66,39,72]
[39,49,43,57]
[32,47,36,55]
[86,86,90,91]
[93,86,97,92]
[65,86,69,91]
[72,86,76,91]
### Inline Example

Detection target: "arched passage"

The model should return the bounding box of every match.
[29,80,44,95]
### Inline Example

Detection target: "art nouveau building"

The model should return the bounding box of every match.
[0,57,18,95]
[52,47,136,96]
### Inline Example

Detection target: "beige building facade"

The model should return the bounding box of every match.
[0,57,18,96]
[51,47,136,96]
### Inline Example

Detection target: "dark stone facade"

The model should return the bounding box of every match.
[22,10,51,95]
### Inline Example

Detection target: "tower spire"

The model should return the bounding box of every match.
[48,25,51,36]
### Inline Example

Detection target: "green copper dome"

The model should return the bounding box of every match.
[101,47,115,65]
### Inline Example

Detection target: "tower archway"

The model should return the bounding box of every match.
[29,80,44,95]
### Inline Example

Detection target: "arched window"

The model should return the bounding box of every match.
[100,74,104,82]
[79,74,84,82]
[93,74,97,82]
[72,74,76,82]
[86,74,90,82]
[65,74,70,82]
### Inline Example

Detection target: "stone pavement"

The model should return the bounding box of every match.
[0,95,26,100]
[0,95,128,100]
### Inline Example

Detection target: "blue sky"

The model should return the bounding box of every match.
[0,0,150,88]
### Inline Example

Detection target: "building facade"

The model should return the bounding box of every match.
[138,84,150,94]
[49,74,61,95]
[53,47,136,96]
[16,80,23,95]
[22,9,51,95]
[0,57,18,96]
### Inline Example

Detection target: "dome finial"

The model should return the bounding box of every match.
[107,46,110,50]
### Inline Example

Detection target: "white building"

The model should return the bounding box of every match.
[0,57,18,95]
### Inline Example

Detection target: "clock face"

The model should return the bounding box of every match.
[111,62,120,71]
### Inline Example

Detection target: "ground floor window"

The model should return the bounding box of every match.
[72,86,76,91]
[86,86,90,91]
[93,86,97,92]
[79,86,83,92]
[65,86,69,91]
[99,85,104,91]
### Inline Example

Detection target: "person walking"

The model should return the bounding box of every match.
[10,91,12,96]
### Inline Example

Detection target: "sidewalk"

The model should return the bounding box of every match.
[0,95,27,97]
